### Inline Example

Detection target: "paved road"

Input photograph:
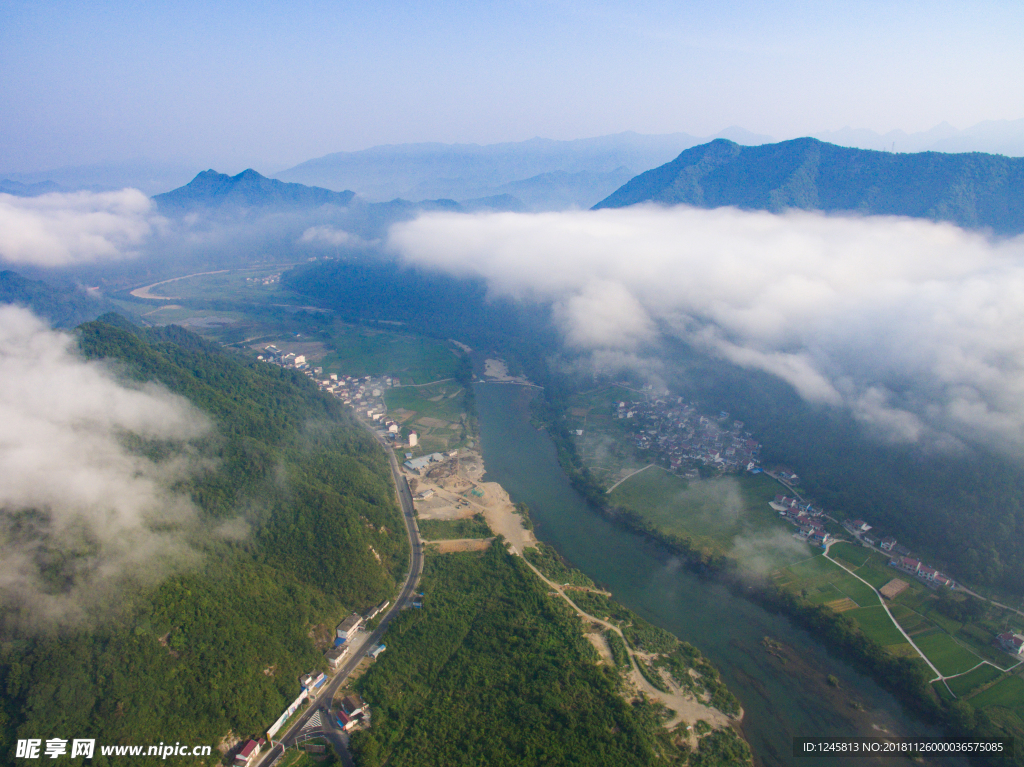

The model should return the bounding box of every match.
[253,435,423,767]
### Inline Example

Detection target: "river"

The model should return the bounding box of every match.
[474,382,958,767]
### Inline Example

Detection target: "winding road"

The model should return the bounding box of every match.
[253,434,423,767]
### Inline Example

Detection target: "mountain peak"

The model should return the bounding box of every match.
[153,169,354,212]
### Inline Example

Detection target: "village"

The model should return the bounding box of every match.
[613,395,762,476]
[771,491,957,587]
[258,344,393,413]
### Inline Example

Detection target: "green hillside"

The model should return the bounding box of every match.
[0,270,130,328]
[594,138,1024,234]
[0,317,407,761]
[350,545,751,767]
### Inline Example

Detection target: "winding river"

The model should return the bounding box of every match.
[474,382,958,767]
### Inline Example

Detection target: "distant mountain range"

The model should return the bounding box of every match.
[152,169,356,212]
[6,121,1022,207]
[595,138,1024,234]
[811,118,1024,157]
[273,129,774,209]
[1,158,198,196]
[0,179,63,196]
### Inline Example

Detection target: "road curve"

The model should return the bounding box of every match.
[253,432,423,767]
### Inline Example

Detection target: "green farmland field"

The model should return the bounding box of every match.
[828,542,872,568]
[845,606,907,646]
[948,664,1003,698]
[970,674,1024,720]
[914,631,984,677]
[608,470,804,567]
[324,326,460,384]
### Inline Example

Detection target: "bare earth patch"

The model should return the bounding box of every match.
[428,538,493,553]
[826,597,859,612]
[403,449,536,553]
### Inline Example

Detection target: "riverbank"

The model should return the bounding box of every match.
[545,389,1024,763]
[404,437,748,745]
[473,381,967,767]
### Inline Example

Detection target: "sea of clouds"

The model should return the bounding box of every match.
[0,306,212,628]
[389,205,1024,452]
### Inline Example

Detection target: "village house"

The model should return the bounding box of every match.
[892,556,921,575]
[997,632,1024,656]
[336,613,363,641]
[325,644,351,670]
[334,694,370,731]
[234,741,262,767]
[918,564,939,582]
[300,671,326,691]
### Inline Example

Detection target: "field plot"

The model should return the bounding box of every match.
[323,326,461,384]
[827,542,872,568]
[914,631,985,677]
[567,386,648,486]
[418,516,491,541]
[844,606,906,645]
[853,561,899,590]
[776,555,880,609]
[890,604,930,635]
[385,381,469,454]
[142,266,300,303]
[947,663,1004,698]
[970,675,1024,723]
[609,470,804,566]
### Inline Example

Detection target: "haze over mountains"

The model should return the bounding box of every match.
[272,130,772,208]
[595,138,1024,234]
[813,118,1024,156]
[4,120,1023,206]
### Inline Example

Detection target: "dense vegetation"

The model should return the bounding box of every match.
[0,269,130,328]
[524,542,596,588]
[595,138,1024,234]
[0,317,407,764]
[350,545,750,767]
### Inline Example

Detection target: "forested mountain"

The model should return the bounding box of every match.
[0,318,406,760]
[595,138,1024,234]
[350,546,751,767]
[153,169,356,212]
[0,270,128,328]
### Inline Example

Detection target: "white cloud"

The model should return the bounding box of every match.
[0,189,159,266]
[0,306,212,627]
[389,205,1024,449]
[299,224,368,247]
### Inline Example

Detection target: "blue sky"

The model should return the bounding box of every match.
[2,0,1022,173]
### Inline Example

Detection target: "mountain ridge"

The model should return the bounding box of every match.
[594,138,1024,234]
[153,168,355,212]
